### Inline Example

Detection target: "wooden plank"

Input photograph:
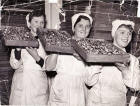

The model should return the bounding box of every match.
[0,56,9,61]
[44,45,74,54]
[0,67,12,70]
[94,1,113,13]
[0,52,9,56]
[91,30,112,41]
[0,61,10,65]
[2,38,39,48]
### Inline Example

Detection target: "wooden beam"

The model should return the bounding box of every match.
[3,8,33,12]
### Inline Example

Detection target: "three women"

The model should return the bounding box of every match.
[9,9,140,106]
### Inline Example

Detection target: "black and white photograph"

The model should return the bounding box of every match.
[0,0,140,105]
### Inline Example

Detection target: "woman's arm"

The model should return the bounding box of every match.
[116,54,140,90]
[10,49,23,69]
[26,47,46,68]
[45,54,58,71]
[85,65,102,87]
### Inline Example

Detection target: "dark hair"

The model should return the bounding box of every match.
[118,24,134,33]
[29,9,46,28]
[74,15,91,29]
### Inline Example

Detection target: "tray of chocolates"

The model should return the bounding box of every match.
[71,38,130,63]
[1,26,39,48]
[37,28,74,54]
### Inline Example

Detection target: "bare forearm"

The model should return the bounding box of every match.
[45,54,58,71]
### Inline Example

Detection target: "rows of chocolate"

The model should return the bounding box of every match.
[76,38,125,55]
[2,26,36,41]
[40,29,72,47]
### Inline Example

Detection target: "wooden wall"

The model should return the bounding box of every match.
[0,35,13,104]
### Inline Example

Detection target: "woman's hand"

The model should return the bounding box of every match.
[26,47,40,61]
[115,62,129,71]
[45,54,58,71]
[115,55,130,71]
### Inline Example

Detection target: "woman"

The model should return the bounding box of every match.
[87,19,140,106]
[45,13,101,106]
[9,10,49,105]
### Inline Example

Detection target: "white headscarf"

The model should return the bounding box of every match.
[112,19,135,38]
[71,13,93,32]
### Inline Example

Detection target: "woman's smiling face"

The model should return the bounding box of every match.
[30,16,45,33]
[74,18,91,40]
[114,26,132,48]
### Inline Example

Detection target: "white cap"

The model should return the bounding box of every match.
[112,19,135,38]
[71,13,93,32]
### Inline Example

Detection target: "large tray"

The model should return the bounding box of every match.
[1,26,39,48]
[71,38,130,63]
[37,28,74,54]
[2,38,39,47]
